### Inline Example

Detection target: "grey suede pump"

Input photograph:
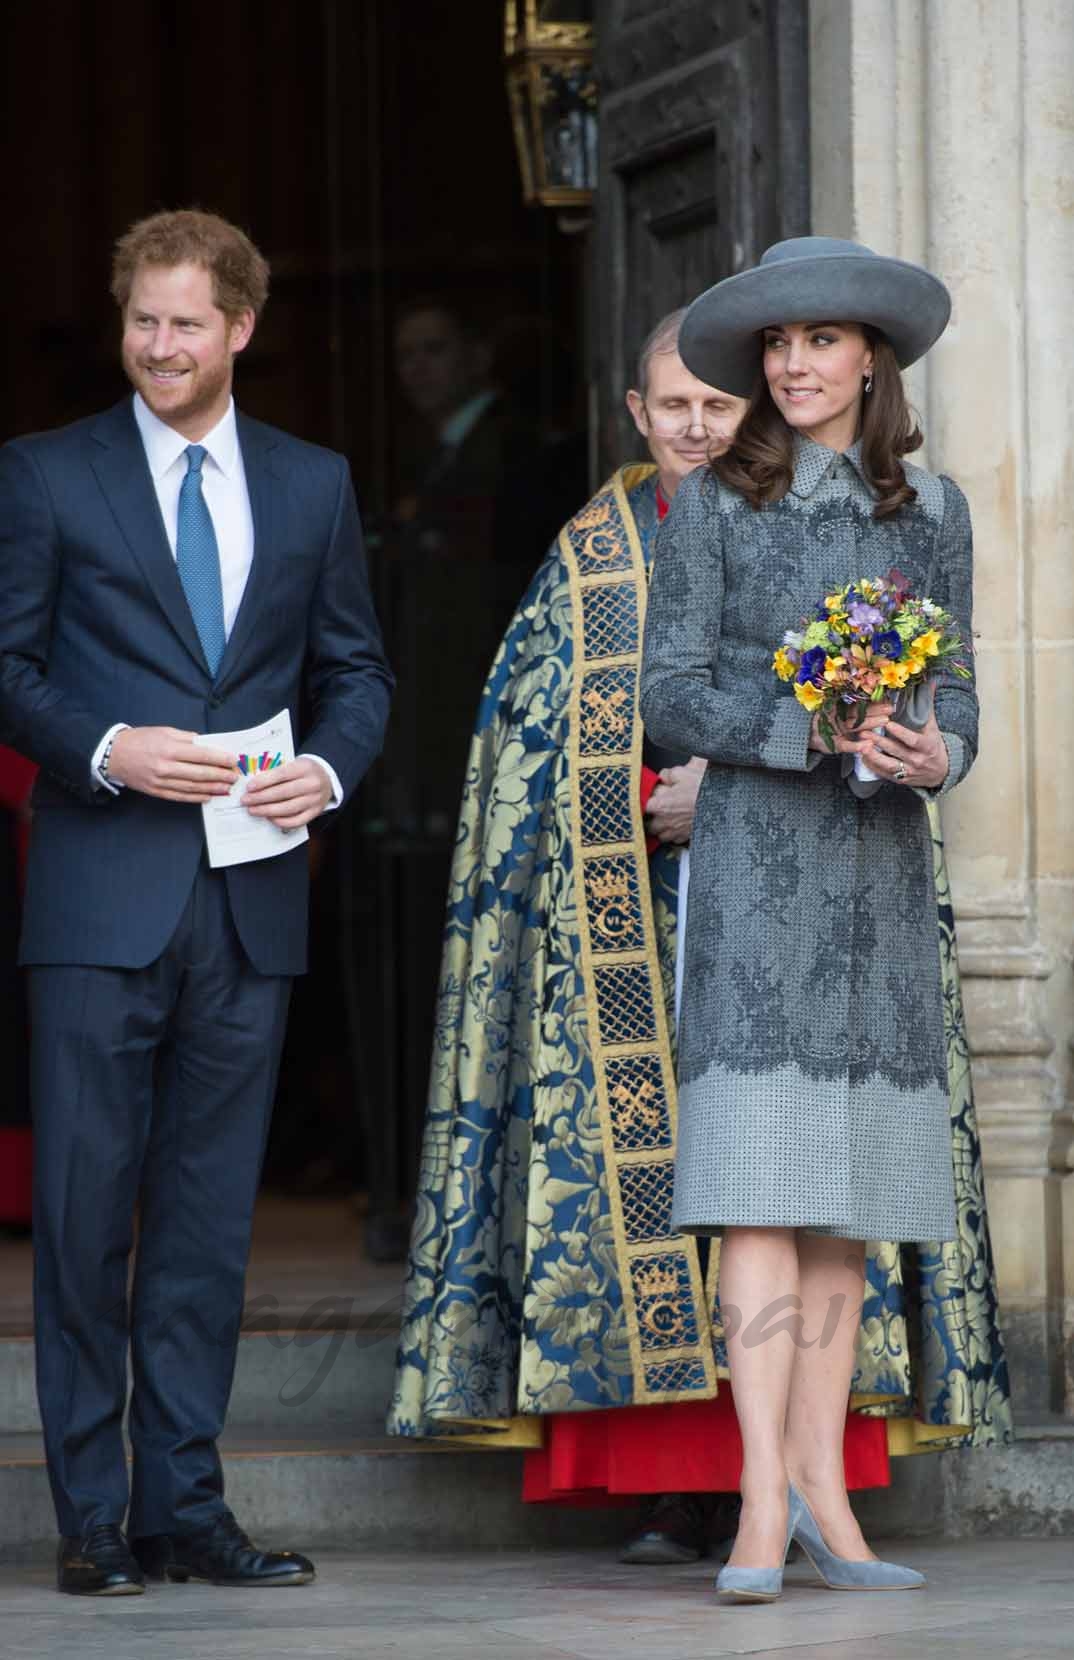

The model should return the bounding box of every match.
[789,1484,926,1591]
[714,1488,800,1604]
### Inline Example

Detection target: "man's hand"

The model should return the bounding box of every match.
[645,756,707,845]
[242,758,333,830]
[108,727,238,802]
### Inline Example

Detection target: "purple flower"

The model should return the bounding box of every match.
[847,600,884,633]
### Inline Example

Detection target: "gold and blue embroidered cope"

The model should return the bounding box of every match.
[387,464,1011,1458]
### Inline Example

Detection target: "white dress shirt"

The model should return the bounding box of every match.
[133,391,255,636]
[92,395,341,809]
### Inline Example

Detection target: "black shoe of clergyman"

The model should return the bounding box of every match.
[618,1494,711,1565]
[133,1512,315,1587]
[57,1525,146,1596]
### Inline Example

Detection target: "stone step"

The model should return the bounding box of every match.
[0,1431,623,1563]
[841,1425,1074,1543]
[4,1420,1073,1563]
[0,1323,400,1437]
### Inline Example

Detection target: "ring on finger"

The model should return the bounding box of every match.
[894,762,908,782]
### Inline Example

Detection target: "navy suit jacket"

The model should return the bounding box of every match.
[0,397,393,974]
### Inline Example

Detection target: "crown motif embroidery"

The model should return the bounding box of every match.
[634,1259,681,1301]
[589,864,631,904]
[573,498,611,533]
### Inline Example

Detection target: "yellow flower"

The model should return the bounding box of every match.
[915,628,941,657]
[823,654,846,682]
[772,647,795,682]
[879,659,910,688]
[905,652,926,678]
[794,681,825,712]
[824,591,844,611]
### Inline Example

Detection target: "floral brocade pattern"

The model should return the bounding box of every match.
[387,468,1011,1453]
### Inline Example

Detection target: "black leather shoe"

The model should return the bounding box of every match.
[619,1494,712,1565]
[57,1524,146,1596]
[133,1511,315,1587]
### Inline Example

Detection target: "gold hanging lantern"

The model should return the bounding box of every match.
[504,1,597,211]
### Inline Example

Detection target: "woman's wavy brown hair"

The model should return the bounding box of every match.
[711,329,922,519]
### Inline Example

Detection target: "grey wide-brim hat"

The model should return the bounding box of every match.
[679,236,952,399]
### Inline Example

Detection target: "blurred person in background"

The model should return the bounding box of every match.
[392,299,535,562]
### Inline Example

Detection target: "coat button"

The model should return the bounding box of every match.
[208,694,223,709]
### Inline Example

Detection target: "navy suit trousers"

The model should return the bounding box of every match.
[29,864,291,1538]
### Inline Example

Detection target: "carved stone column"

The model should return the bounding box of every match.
[809,0,1074,1416]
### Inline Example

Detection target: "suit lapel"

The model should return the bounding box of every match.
[214,413,282,689]
[89,399,210,674]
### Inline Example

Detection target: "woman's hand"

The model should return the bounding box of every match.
[808,701,894,756]
[858,696,950,791]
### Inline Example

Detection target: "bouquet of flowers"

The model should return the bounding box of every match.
[772,569,971,786]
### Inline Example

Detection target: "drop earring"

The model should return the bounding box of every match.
[864,372,874,394]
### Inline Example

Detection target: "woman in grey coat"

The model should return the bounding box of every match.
[640,238,977,1601]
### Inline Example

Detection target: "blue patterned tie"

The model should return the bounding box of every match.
[176,444,226,675]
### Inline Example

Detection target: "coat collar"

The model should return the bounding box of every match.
[89,398,209,674]
[214,411,283,688]
[789,435,876,500]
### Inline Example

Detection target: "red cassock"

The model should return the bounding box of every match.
[0,746,36,1228]
[524,1395,889,1504]
[523,478,890,1505]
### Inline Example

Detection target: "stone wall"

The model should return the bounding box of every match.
[809,0,1074,1420]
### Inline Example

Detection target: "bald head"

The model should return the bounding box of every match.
[627,311,748,500]
[636,308,689,399]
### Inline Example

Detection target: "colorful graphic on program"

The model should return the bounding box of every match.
[237,752,283,776]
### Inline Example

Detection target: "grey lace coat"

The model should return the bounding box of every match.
[639,438,976,1242]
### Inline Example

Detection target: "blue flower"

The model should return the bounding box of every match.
[796,646,827,685]
[871,629,903,659]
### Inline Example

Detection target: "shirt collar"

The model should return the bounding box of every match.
[439,388,497,448]
[132,393,240,480]
[789,434,875,499]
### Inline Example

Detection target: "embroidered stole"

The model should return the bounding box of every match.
[562,465,717,1403]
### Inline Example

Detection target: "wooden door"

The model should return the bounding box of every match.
[594,0,809,462]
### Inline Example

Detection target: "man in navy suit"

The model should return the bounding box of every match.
[0,210,393,1594]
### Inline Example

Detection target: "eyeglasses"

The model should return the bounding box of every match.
[643,401,731,437]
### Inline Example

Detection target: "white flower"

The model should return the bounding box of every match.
[783,629,805,649]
